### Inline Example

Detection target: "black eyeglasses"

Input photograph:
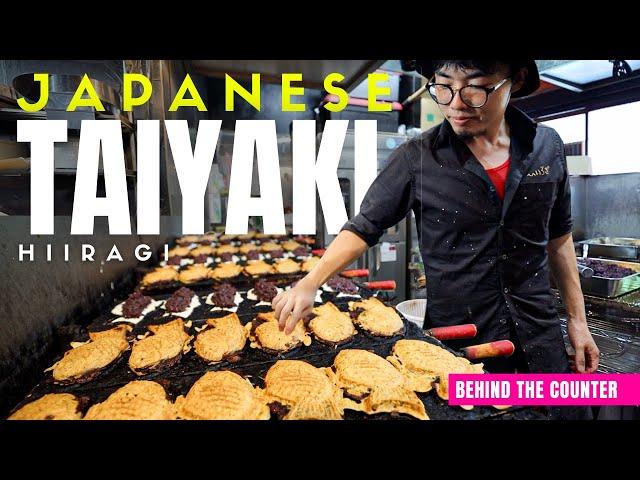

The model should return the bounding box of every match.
[427,77,510,108]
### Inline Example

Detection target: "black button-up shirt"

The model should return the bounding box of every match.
[341,105,572,373]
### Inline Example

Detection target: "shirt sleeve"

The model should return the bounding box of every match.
[340,141,416,247]
[548,133,573,240]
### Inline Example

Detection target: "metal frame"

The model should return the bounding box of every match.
[427,77,510,108]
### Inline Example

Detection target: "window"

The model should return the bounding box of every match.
[587,101,640,171]
[541,114,586,153]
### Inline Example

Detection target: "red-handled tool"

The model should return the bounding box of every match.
[311,248,326,256]
[461,340,515,360]
[341,269,369,278]
[364,280,396,290]
[427,324,478,341]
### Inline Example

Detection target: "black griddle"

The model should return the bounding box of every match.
[8,241,548,420]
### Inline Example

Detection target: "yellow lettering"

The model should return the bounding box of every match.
[368,72,391,112]
[17,73,49,112]
[225,74,261,111]
[168,74,207,112]
[67,74,105,112]
[123,73,152,111]
[323,73,348,112]
[282,73,305,112]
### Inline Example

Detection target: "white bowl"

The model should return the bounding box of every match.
[395,299,426,327]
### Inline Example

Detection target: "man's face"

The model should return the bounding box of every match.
[433,63,518,139]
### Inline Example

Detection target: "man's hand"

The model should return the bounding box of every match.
[567,321,600,373]
[272,278,317,335]
[271,230,369,335]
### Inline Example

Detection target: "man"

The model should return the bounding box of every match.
[273,60,599,393]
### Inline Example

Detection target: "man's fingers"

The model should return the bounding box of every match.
[574,345,586,373]
[273,292,287,318]
[286,303,307,335]
[586,343,600,373]
[272,291,283,308]
[284,310,300,335]
[278,297,295,330]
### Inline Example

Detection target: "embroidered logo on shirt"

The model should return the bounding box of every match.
[527,165,550,177]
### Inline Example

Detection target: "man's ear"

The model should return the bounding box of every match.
[510,67,528,95]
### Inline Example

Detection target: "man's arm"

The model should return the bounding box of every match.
[273,230,368,333]
[547,232,599,373]
[273,140,418,334]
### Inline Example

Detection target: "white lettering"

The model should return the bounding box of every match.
[19,244,34,261]
[106,245,123,262]
[166,120,221,234]
[226,120,285,234]
[82,244,95,261]
[17,120,67,234]
[136,121,160,234]
[71,121,131,235]
[135,244,152,261]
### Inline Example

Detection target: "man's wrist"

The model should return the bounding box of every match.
[567,313,588,328]
[299,272,322,291]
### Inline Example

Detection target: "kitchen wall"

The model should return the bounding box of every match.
[570,173,640,240]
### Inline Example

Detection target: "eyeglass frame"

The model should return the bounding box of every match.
[426,76,511,108]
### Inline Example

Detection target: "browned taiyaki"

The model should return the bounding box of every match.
[259,241,281,252]
[175,235,201,246]
[261,360,346,420]
[301,256,321,273]
[189,245,216,257]
[178,264,211,284]
[128,318,192,375]
[209,262,243,280]
[8,394,83,420]
[309,302,356,345]
[216,244,239,255]
[168,245,192,257]
[84,381,176,420]
[194,313,247,363]
[141,267,179,287]
[330,349,428,420]
[50,325,131,384]
[273,258,300,275]
[348,297,404,337]
[175,371,270,420]
[243,260,275,277]
[246,312,311,354]
[280,240,301,252]
[238,242,259,254]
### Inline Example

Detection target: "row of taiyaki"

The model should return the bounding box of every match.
[167,239,311,257]
[9,340,489,420]
[142,257,322,288]
[37,297,405,389]
[174,232,315,250]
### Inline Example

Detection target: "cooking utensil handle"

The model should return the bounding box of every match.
[311,248,326,256]
[342,269,369,278]
[427,324,477,340]
[364,280,396,290]
[462,340,515,360]
[577,263,594,278]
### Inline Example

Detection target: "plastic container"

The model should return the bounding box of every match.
[395,299,426,327]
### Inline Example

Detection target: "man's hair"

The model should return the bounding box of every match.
[431,60,522,79]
